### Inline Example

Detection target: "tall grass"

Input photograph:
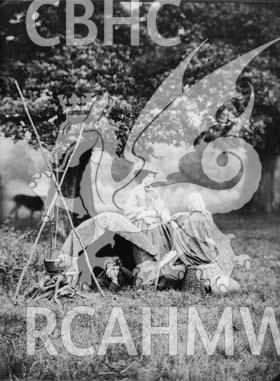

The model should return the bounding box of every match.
[0,214,279,380]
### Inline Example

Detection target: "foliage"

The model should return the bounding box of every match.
[0,2,280,157]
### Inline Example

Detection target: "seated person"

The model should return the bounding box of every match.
[93,257,134,293]
[124,168,172,287]
[173,192,240,294]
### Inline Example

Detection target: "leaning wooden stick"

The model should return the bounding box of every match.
[14,81,104,299]
[13,130,86,302]
[13,81,105,302]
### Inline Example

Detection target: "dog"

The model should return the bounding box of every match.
[10,194,44,220]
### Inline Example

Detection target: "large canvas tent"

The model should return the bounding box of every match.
[58,211,185,287]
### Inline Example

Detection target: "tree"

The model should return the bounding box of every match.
[0,1,280,215]
[0,174,3,224]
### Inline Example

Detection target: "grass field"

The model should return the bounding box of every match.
[0,213,279,381]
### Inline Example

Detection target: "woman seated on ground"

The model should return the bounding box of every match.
[173,192,240,293]
[124,168,172,288]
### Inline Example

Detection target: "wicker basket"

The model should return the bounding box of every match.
[181,266,209,296]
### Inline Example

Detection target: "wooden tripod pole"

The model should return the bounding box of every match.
[13,81,105,302]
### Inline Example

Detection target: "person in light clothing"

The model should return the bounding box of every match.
[124,168,173,287]
[173,192,240,293]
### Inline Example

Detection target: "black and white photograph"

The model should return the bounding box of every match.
[0,0,279,380]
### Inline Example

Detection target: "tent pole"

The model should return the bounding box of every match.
[13,81,105,302]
